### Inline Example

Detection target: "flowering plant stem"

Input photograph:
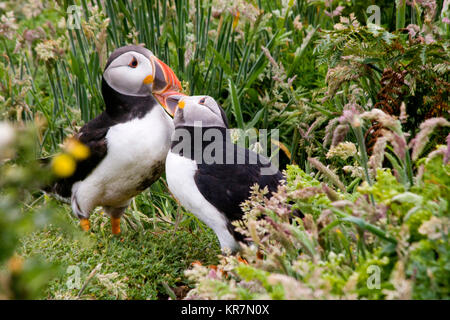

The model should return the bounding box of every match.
[353,125,375,204]
[3,38,15,75]
[404,148,414,187]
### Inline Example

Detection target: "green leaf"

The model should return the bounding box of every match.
[228,78,244,129]
[245,107,265,130]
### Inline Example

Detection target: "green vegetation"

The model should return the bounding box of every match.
[187,146,449,300]
[22,221,220,299]
[0,0,449,299]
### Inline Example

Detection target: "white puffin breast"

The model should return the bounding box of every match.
[165,150,239,251]
[74,106,174,211]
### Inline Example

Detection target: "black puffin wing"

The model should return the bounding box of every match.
[52,113,112,198]
[74,122,109,178]
[194,144,282,223]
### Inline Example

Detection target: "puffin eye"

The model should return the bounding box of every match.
[198,97,206,105]
[128,57,138,68]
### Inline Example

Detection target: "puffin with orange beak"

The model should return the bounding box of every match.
[165,96,283,252]
[47,45,184,234]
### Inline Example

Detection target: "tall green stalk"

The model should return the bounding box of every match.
[353,124,375,204]
[396,0,406,30]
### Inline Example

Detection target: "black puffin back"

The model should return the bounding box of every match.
[171,125,283,241]
[194,142,283,220]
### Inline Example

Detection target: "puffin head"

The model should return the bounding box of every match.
[103,45,183,116]
[172,95,229,129]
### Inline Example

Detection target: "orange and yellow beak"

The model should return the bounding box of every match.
[145,56,186,116]
[177,100,185,109]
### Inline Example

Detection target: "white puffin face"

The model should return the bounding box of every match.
[102,45,185,115]
[173,95,229,128]
[103,51,154,97]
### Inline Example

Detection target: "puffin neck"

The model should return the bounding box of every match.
[101,77,157,120]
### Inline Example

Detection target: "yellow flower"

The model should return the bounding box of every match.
[8,255,24,274]
[64,138,90,160]
[232,11,240,31]
[52,153,76,178]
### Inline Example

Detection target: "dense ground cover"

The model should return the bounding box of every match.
[0,0,449,299]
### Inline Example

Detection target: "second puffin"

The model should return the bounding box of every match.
[165,96,283,252]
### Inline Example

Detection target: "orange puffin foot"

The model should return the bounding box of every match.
[80,218,90,231]
[111,217,121,235]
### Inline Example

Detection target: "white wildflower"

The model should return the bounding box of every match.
[35,39,64,62]
[229,128,241,144]
[22,0,43,19]
[419,216,449,240]
[326,141,357,160]
[343,165,365,179]
[333,23,346,30]
[293,15,303,30]
[0,11,18,40]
